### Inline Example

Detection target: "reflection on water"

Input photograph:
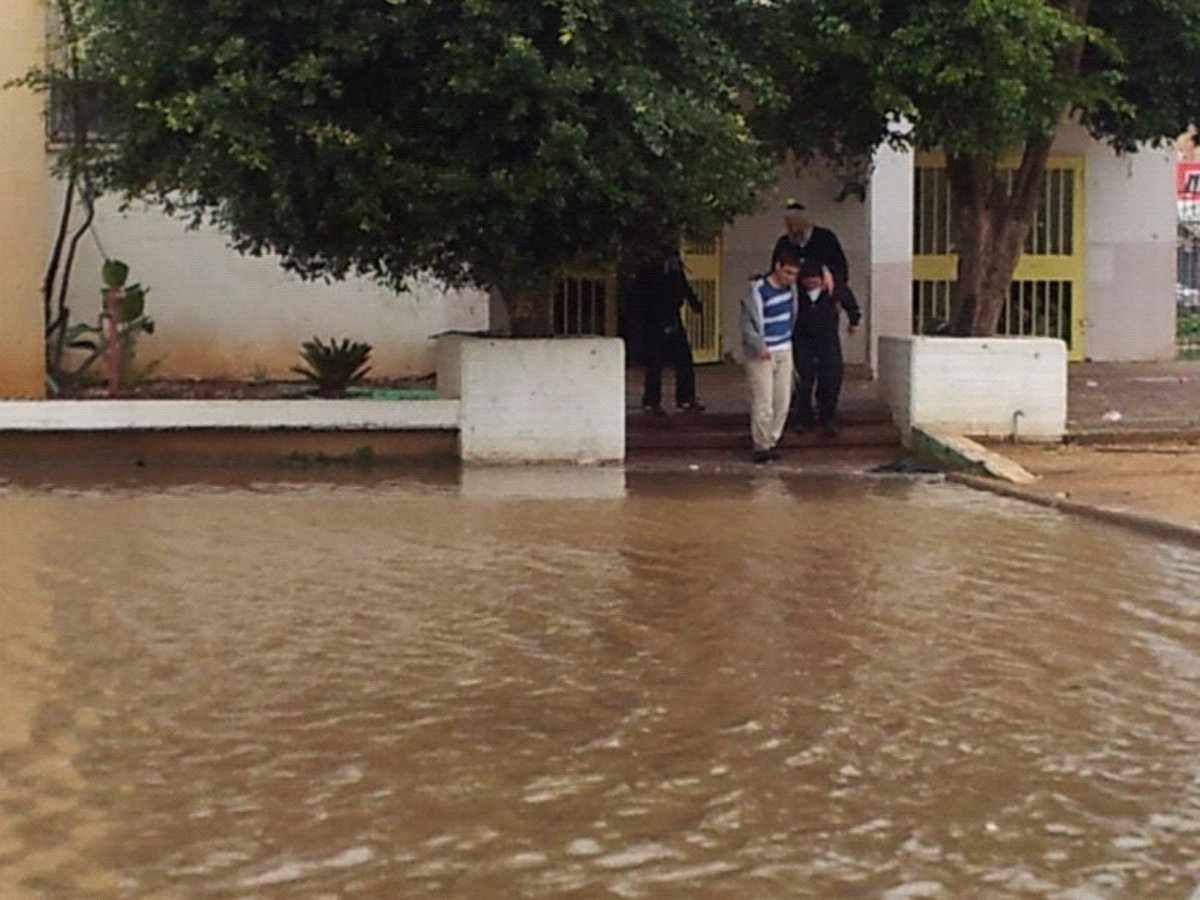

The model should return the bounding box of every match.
[1,471,1198,897]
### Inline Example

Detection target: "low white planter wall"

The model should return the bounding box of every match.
[878,335,1067,442]
[452,337,625,464]
[0,399,460,431]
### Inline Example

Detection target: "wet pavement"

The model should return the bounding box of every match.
[1066,361,1200,433]
[2,471,1199,897]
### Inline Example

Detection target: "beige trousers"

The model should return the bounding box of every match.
[745,346,793,451]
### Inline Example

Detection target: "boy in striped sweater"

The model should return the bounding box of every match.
[740,246,801,463]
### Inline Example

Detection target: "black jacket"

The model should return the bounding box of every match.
[794,284,862,336]
[631,259,701,333]
[772,226,849,286]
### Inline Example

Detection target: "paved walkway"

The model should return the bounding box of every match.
[1065,360,1200,432]
[628,359,1200,431]
[625,363,876,416]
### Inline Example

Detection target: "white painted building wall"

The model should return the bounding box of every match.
[46,121,1176,391]
[60,194,490,380]
[1051,123,1177,360]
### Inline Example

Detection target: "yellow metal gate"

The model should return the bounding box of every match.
[912,152,1086,359]
[681,238,722,363]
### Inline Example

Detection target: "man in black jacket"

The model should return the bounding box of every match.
[792,258,860,436]
[771,201,849,288]
[634,249,705,415]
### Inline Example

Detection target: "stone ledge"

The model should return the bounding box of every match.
[912,425,1037,484]
[0,399,460,431]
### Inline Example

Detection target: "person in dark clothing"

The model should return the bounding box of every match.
[635,249,705,414]
[791,258,860,437]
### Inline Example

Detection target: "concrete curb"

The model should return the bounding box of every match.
[948,472,1200,549]
[0,399,460,431]
[911,426,1037,484]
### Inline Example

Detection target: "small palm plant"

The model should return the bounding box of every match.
[292,337,373,397]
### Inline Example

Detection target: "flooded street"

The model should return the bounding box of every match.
[1,470,1199,898]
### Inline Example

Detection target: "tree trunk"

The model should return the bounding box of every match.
[500,283,555,338]
[945,139,1053,336]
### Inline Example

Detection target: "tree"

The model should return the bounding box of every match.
[11,0,105,386]
[749,0,1200,336]
[65,0,775,335]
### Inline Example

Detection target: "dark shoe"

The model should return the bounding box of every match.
[821,422,839,438]
[752,449,773,464]
[767,446,783,460]
[792,419,815,434]
[677,401,706,413]
[642,404,667,416]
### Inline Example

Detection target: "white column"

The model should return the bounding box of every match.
[867,141,915,375]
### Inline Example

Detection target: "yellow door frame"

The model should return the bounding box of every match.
[681,238,722,363]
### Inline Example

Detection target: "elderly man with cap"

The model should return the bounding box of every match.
[771,200,861,434]
[770,200,849,290]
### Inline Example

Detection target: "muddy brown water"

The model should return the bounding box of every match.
[1,469,1198,898]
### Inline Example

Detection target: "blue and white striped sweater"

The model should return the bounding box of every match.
[759,282,793,351]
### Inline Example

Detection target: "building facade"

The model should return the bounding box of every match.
[0,2,1179,398]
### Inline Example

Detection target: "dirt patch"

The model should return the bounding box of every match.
[997,440,1200,530]
[57,375,436,401]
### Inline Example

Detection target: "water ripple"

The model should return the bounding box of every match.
[0,474,1198,896]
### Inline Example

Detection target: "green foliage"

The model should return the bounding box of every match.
[751,0,1200,164]
[746,0,1200,335]
[292,337,373,396]
[32,1,1200,340]
[62,259,156,389]
[68,0,773,305]
[1179,309,1200,358]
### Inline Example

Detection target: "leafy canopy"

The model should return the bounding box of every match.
[74,0,774,295]
[749,0,1200,164]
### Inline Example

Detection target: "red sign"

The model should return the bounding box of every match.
[1178,162,1200,199]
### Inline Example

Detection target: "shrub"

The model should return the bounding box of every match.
[292,337,372,397]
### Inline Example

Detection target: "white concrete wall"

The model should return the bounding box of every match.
[878,335,1067,441]
[721,161,870,365]
[867,143,916,374]
[62,195,490,380]
[876,335,915,436]
[0,398,458,430]
[456,337,625,463]
[1051,124,1177,360]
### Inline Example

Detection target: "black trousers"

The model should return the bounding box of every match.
[642,322,696,407]
[791,331,843,426]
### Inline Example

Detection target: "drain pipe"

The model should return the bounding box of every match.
[1011,409,1025,442]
